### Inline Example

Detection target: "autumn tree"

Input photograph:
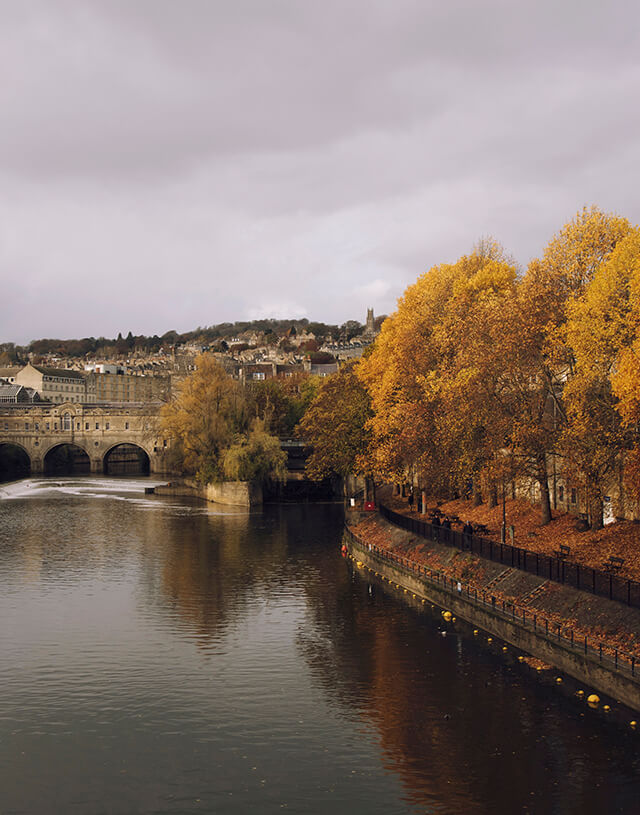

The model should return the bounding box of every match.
[223,419,287,485]
[559,228,639,525]
[431,245,518,504]
[248,374,319,436]
[510,207,631,524]
[160,354,249,482]
[358,243,517,501]
[297,363,374,494]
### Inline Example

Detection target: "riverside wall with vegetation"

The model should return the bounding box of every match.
[344,513,640,713]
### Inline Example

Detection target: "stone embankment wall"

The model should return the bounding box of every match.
[155,477,262,507]
[345,515,640,713]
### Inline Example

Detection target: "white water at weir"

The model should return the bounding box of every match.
[0,476,247,516]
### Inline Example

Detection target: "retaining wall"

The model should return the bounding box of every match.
[345,529,640,713]
[155,477,262,507]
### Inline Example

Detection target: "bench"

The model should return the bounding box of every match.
[605,556,625,573]
[554,544,571,559]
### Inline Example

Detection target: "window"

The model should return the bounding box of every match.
[125,422,129,430]
[25,422,29,431]
[85,423,89,430]
[35,423,39,431]
[62,414,72,431]
[46,422,50,430]
[96,423,99,430]
[571,488,577,504]
[105,422,110,430]
[252,372,265,380]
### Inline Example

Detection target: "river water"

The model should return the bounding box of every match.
[1,477,639,814]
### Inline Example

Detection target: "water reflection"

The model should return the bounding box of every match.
[1,480,639,815]
[299,550,640,815]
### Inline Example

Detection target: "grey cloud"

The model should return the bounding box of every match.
[1,0,639,344]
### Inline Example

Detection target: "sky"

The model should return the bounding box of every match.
[2,0,640,345]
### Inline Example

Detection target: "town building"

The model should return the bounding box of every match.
[0,383,42,404]
[0,367,21,384]
[15,363,87,404]
[86,371,171,403]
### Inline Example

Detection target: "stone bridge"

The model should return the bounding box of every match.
[0,402,170,476]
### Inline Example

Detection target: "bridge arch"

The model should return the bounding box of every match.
[43,442,91,475]
[0,442,31,480]
[103,442,150,475]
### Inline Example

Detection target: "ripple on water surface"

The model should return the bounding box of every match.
[1,477,639,815]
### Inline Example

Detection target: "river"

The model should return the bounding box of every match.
[1,477,639,814]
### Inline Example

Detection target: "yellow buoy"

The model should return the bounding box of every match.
[473,629,479,636]
[452,617,456,622]
[412,594,417,598]
[630,720,637,728]
[576,690,584,697]
[442,611,452,621]
[555,677,563,684]
[603,705,611,712]
[517,656,524,662]
[487,637,493,643]
[587,694,600,705]
[502,646,508,652]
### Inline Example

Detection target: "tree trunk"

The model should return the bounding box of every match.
[537,455,552,525]
[489,483,498,508]
[589,488,604,530]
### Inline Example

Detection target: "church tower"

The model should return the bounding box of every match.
[365,307,375,336]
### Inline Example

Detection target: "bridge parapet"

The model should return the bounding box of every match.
[0,401,169,474]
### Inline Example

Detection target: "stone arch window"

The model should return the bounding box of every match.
[62,413,72,431]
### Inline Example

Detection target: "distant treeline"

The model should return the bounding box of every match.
[0,318,374,362]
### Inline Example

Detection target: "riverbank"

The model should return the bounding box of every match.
[384,488,640,580]
[345,510,640,712]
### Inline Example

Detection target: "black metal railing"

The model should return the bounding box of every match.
[343,524,639,681]
[377,503,640,609]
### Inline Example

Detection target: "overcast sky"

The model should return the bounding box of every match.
[2,0,639,344]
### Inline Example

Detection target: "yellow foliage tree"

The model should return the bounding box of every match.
[297,362,374,494]
[511,207,631,524]
[358,242,517,500]
[160,354,248,483]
